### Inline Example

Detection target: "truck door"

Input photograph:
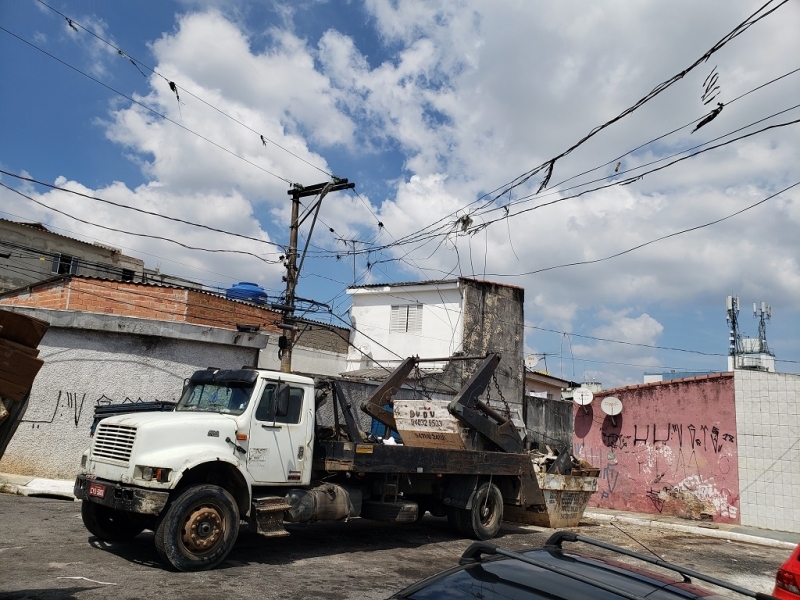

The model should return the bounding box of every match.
[246,381,313,485]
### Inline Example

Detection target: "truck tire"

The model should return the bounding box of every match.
[81,500,145,541]
[462,482,503,540]
[360,500,418,523]
[154,484,239,572]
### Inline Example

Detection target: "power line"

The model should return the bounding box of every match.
[0,170,284,252]
[0,182,282,265]
[0,206,265,290]
[484,102,800,218]
[0,25,294,185]
[344,114,800,256]
[372,4,793,254]
[524,324,800,365]
[34,0,334,180]
[477,180,800,278]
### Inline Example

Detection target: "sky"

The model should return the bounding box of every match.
[0,0,798,388]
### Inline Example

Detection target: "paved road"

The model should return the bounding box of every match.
[0,494,787,600]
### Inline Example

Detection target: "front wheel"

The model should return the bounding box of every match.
[81,501,145,541]
[462,482,503,540]
[154,484,240,572]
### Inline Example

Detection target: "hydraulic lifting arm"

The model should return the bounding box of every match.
[360,356,419,434]
[447,354,525,454]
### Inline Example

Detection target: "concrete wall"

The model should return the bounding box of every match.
[0,220,144,292]
[0,309,265,479]
[734,370,800,533]
[259,340,347,377]
[437,279,525,420]
[574,374,740,523]
[526,396,574,451]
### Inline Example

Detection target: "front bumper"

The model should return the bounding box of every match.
[74,474,170,515]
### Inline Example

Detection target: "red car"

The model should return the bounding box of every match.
[775,543,800,599]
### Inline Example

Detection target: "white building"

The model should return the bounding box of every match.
[345,279,464,371]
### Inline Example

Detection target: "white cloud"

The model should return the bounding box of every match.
[6,0,798,384]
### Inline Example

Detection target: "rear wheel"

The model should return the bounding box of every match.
[81,501,145,541]
[154,484,239,572]
[462,482,503,540]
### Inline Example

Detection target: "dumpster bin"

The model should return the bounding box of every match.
[504,469,599,528]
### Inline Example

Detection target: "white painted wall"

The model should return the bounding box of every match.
[0,318,261,479]
[259,339,347,376]
[734,370,800,533]
[346,283,463,370]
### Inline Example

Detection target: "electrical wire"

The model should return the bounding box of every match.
[34,0,334,179]
[0,182,281,265]
[365,52,799,256]
[477,180,800,278]
[0,25,294,185]
[0,207,266,289]
[0,170,285,252]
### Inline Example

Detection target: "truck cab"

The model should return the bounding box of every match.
[75,367,317,571]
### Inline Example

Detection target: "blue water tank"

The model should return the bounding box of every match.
[225,282,269,305]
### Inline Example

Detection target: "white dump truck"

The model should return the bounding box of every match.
[74,355,597,571]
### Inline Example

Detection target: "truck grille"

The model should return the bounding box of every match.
[92,423,137,463]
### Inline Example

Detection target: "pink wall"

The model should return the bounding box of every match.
[574,374,740,523]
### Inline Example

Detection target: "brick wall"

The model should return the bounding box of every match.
[185,290,282,331]
[0,277,283,333]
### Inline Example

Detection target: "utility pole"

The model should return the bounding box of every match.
[279,179,355,372]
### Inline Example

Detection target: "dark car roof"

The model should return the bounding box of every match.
[393,548,731,600]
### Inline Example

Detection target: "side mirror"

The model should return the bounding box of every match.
[275,383,290,418]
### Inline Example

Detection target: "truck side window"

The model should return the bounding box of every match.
[255,384,304,424]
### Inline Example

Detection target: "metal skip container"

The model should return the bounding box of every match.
[505,457,600,528]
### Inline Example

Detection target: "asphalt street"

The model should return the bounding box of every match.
[0,494,788,600]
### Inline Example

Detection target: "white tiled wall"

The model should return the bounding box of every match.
[734,370,800,533]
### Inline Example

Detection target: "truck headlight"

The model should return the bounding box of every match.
[136,466,171,482]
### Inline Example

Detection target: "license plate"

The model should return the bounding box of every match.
[88,482,106,499]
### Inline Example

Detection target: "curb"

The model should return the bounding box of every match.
[0,474,76,500]
[584,511,796,551]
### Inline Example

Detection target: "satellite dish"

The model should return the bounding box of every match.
[524,355,539,370]
[601,396,623,416]
[573,388,593,406]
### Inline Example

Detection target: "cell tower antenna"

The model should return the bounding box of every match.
[725,295,741,357]
[753,301,772,354]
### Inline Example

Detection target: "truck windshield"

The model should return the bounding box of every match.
[176,381,255,415]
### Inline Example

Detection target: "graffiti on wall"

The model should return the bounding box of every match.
[575,411,739,522]
[22,392,174,429]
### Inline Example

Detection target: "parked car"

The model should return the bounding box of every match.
[391,531,778,600]
[775,543,800,599]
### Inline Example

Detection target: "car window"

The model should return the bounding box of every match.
[255,383,304,424]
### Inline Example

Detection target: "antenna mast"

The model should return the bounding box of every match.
[753,301,772,354]
[725,295,741,358]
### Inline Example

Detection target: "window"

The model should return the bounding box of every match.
[51,253,79,275]
[255,383,304,424]
[175,382,254,416]
[121,268,135,282]
[390,304,423,333]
